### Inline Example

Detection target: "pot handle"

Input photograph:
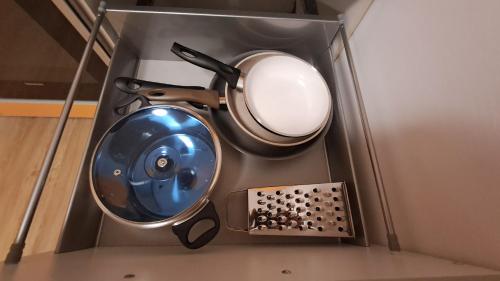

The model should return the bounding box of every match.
[114,94,151,115]
[172,201,220,249]
[115,77,220,109]
[115,76,205,94]
[171,42,240,89]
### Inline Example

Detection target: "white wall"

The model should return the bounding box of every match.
[335,0,500,270]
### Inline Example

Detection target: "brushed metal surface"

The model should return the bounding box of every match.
[316,38,369,247]
[107,6,340,62]
[56,39,139,253]
[2,245,499,281]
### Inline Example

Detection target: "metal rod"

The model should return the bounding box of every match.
[4,1,107,264]
[329,41,369,246]
[339,24,400,251]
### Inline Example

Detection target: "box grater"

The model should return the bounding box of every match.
[246,182,354,237]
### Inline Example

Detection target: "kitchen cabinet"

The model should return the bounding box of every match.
[0,0,106,101]
[2,1,500,280]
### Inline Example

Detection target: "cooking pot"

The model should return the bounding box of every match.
[90,105,222,249]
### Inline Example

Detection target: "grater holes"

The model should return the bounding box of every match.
[250,184,351,237]
[257,216,267,223]
[267,220,277,227]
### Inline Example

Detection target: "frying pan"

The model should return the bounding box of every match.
[171,42,332,138]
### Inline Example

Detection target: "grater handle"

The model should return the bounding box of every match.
[225,189,249,232]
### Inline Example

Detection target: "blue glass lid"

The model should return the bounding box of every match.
[91,106,220,223]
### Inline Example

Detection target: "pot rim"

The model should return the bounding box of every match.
[89,104,222,229]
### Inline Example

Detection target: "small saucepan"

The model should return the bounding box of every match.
[90,104,222,249]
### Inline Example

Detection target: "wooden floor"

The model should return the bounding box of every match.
[0,116,92,260]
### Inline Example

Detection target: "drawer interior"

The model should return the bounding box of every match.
[57,7,367,252]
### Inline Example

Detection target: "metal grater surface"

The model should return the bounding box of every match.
[248,183,354,237]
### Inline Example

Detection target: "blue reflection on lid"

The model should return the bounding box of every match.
[92,106,217,222]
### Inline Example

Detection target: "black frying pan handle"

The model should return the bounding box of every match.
[115,77,205,94]
[172,201,220,249]
[171,42,240,89]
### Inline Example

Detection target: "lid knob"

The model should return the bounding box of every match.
[155,156,173,172]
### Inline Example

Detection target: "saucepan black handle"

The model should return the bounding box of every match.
[172,201,220,249]
[115,77,205,94]
[171,42,241,89]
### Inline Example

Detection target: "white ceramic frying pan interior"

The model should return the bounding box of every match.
[243,55,331,137]
[171,43,332,138]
